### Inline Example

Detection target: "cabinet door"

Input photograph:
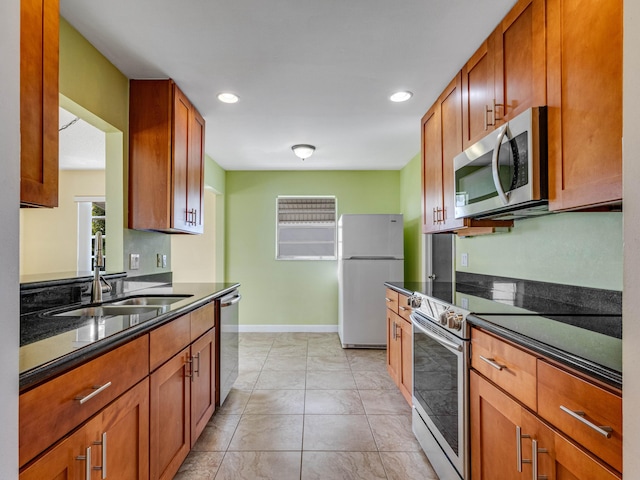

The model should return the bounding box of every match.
[88,379,150,480]
[191,329,216,446]
[20,0,59,207]
[386,310,401,384]
[470,371,528,480]
[421,105,443,234]
[547,0,622,210]
[461,39,496,150]
[150,347,191,480]
[493,0,546,123]
[19,428,87,480]
[440,74,464,231]
[172,86,192,233]
[398,318,412,405]
[187,107,205,234]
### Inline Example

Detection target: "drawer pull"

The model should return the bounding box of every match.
[385,297,393,303]
[479,355,506,371]
[75,382,112,405]
[76,446,92,480]
[559,405,613,438]
[399,306,408,311]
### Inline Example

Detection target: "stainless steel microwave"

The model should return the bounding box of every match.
[453,106,548,220]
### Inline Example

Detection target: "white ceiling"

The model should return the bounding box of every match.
[59,0,517,171]
[59,107,105,170]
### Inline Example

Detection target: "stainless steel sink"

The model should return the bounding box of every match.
[110,295,192,306]
[54,305,162,317]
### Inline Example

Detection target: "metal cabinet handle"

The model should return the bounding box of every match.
[399,306,408,311]
[559,405,613,438]
[75,382,112,405]
[185,357,193,380]
[484,104,490,131]
[93,432,107,479]
[479,355,506,371]
[392,321,396,341]
[76,446,92,480]
[385,297,392,303]
[193,352,201,377]
[532,438,549,480]
[516,426,531,472]
[395,322,401,339]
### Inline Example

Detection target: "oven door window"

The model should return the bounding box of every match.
[455,131,528,207]
[413,329,460,455]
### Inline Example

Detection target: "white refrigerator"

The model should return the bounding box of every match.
[338,214,404,348]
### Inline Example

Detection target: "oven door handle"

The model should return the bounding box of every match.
[411,316,463,352]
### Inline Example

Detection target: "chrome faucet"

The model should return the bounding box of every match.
[91,231,112,303]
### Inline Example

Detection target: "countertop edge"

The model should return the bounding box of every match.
[467,314,622,390]
[19,283,240,392]
[384,282,414,297]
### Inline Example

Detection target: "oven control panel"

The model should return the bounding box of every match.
[410,292,470,339]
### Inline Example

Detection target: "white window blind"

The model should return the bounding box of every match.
[276,196,337,260]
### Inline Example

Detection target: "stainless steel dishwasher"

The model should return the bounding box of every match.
[218,289,240,405]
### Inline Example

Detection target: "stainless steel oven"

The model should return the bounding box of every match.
[410,293,470,480]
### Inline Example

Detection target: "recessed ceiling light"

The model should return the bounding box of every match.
[217,92,239,104]
[389,91,413,103]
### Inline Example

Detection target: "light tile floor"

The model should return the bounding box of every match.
[174,332,439,480]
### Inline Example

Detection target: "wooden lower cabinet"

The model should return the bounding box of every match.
[150,346,191,480]
[471,371,620,480]
[150,328,217,480]
[386,309,412,405]
[190,329,216,447]
[20,378,150,480]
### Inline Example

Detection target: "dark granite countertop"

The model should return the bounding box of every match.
[20,282,240,392]
[385,274,622,389]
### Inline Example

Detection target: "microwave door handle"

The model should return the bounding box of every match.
[491,125,510,205]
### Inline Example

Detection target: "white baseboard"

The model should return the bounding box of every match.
[238,325,339,333]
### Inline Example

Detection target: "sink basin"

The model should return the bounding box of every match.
[110,295,192,306]
[54,305,162,317]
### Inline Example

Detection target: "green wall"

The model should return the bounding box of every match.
[226,170,400,327]
[456,212,623,290]
[59,17,171,276]
[400,153,423,282]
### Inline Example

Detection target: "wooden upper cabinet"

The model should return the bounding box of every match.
[20,0,59,208]
[546,0,623,211]
[421,103,443,234]
[461,40,495,150]
[129,79,205,234]
[462,0,545,150]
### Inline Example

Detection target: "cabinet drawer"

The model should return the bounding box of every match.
[471,328,537,410]
[19,335,149,467]
[191,302,215,342]
[397,293,412,321]
[538,360,622,472]
[385,288,399,313]
[150,312,191,371]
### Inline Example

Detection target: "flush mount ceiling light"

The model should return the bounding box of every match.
[217,92,239,104]
[291,144,316,161]
[389,91,413,103]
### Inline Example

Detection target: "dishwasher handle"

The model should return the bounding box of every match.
[221,293,242,308]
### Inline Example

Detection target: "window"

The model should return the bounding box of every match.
[76,197,106,271]
[276,196,337,260]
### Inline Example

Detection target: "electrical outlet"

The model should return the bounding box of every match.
[162,254,167,268]
[461,253,469,267]
[129,253,140,270]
